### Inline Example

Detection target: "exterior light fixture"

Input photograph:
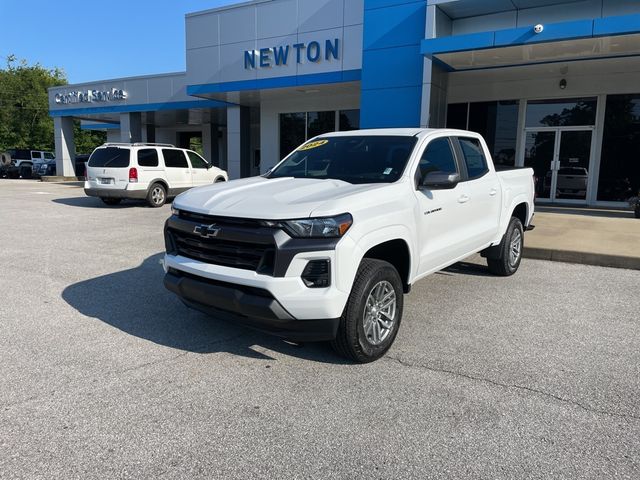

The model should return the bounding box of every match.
[534,24,544,34]
[559,79,567,90]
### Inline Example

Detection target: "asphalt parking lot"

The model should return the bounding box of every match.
[1,179,639,479]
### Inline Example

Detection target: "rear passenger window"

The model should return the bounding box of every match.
[458,137,488,179]
[162,149,188,168]
[137,149,159,167]
[418,138,458,182]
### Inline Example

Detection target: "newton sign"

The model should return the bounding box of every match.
[245,39,340,69]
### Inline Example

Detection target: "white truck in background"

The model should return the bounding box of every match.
[163,129,535,362]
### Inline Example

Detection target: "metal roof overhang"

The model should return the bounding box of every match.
[422,13,640,71]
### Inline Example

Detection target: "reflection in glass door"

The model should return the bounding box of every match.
[524,131,556,200]
[556,130,592,201]
[523,129,593,202]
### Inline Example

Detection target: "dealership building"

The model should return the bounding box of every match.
[49,0,640,206]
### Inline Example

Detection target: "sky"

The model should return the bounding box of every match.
[0,0,236,83]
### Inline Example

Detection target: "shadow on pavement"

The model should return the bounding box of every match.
[52,197,145,209]
[440,261,493,277]
[61,253,347,364]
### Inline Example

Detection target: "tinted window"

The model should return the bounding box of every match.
[44,152,54,160]
[269,136,417,184]
[307,111,336,139]
[458,138,488,179]
[280,113,306,159]
[339,110,360,131]
[88,147,130,168]
[598,94,640,201]
[526,98,597,127]
[137,149,158,167]
[446,103,468,130]
[162,149,188,168]
[419,138,457,182]
[187,151,209,169]
[31,152,42,160]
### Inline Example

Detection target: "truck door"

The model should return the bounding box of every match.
[413,136,471,275]
[454,137,502,249]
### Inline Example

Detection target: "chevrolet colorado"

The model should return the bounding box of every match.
[163,129,535,362]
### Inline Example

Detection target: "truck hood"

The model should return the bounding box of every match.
[174,176,392,219]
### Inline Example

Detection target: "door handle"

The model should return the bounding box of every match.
[458,194,470,204]
[489,188,498,196]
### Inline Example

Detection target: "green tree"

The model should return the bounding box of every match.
[0,55,105,154]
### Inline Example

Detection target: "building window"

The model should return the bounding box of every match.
[307,111,336,139]
[279,112,306,159]
[597,94,640,202]
[279,110,360,159]
[525,98,597,127]
[339,110,360,131]
[446,103,468,130]
[447,101,519,166]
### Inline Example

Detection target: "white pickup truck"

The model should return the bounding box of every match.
[163,129,535,362]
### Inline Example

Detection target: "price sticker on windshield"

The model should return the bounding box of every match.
[298,140,329,151]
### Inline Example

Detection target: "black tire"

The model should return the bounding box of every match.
[101,197,122,206]
[7,169,19,179]
[20,166,32,179]
[635,206,640,219]
[147,183,167,208]
[487,217,524,276]
[214,177,226,183]
[331,259,404,363]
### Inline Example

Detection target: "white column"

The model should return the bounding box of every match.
[227,106,242,179]
[54,116,75,177]
[120,112,142,143]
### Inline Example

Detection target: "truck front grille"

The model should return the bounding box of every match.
[169,229,276,275]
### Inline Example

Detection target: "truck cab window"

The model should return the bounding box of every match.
[418,138,457,182]
[458,137,488,179]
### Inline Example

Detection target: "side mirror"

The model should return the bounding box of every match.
[421,171,460,190]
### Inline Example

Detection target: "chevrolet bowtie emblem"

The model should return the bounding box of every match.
[193,224,221,238]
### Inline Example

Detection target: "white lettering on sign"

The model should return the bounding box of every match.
[54,88,128,105]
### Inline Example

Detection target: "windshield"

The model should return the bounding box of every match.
[88,147,130,168]
[268,135,417,184]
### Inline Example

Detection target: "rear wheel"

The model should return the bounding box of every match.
[147,183,167,208]
[635,206,640,219]
[331,259,403,363]
[487,217,524,276]
[214,177,226,183]
[101,197,122,206]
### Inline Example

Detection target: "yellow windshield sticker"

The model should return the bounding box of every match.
[298,140,329,151]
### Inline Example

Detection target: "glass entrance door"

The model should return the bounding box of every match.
[523,128,593,203]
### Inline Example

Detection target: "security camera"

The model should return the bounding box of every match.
[534,24,544,34]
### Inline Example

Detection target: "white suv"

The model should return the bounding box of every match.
[84,143,228,207]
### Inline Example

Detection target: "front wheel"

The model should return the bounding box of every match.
[331,259,403,363]
[147,183,167,208]
[487,217,524,276]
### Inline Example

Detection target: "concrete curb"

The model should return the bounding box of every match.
[524,247,640,271]
[41,176,84,182]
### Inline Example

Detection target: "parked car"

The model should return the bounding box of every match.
[74,154,90,178]
[556,167,588,198]
[163,129,536,363]
[6,148,54,178]
[32,160,57,179]
[84,143,227,207]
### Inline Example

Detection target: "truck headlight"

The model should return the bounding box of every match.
[263,213,353,238]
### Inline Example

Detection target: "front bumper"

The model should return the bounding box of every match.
[164,269,340,341]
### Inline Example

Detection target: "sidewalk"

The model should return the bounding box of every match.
[524,206,640,270]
